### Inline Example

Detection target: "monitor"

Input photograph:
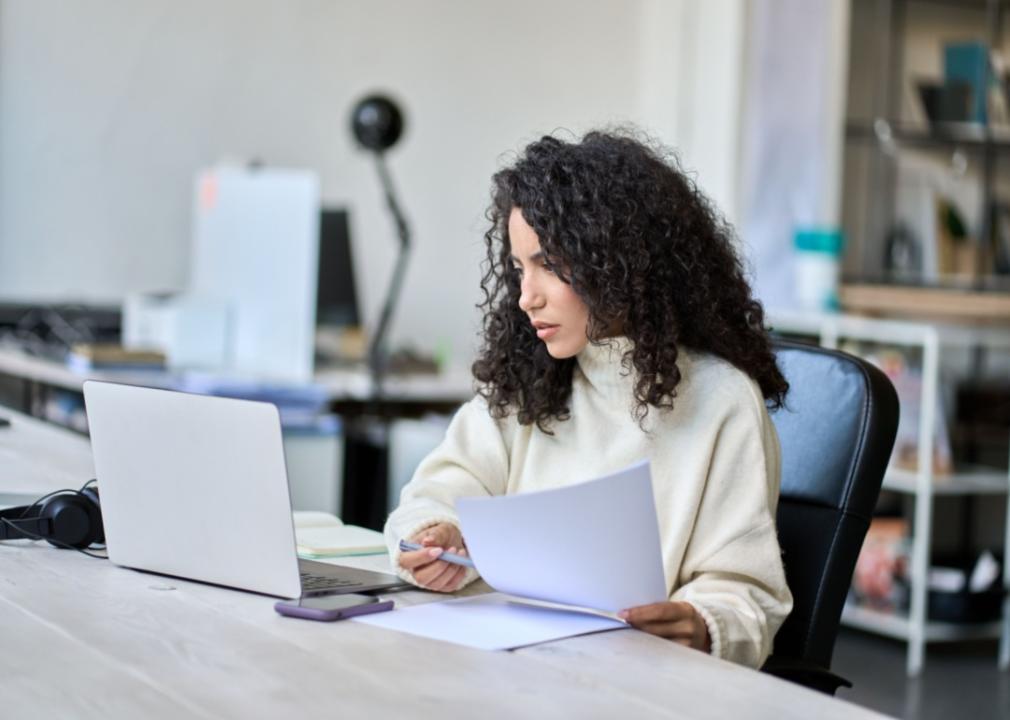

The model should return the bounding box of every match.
[316,208,360,328]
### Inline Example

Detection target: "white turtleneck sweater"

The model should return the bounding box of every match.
[384,339,793,668]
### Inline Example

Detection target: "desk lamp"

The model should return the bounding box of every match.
[350,94,411,391]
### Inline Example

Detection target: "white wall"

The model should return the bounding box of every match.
[737,0,850,310]
[640,0,746,226]
[0,0,745,367]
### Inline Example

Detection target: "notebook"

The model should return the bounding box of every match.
[82,380,409,598]
[293,511,388,558]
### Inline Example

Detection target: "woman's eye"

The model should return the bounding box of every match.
[542,262,558,276]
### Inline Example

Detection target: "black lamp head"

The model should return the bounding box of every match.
[351,95,404,152]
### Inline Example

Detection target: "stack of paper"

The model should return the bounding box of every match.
[356,593,627,651]
[355,461,666,650]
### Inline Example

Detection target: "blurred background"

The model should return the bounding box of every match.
[0,0,761,365]
[2,2,1010,717]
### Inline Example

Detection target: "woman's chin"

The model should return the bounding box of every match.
[543,337,588,360]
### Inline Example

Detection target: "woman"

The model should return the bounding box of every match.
[384,129,793,668]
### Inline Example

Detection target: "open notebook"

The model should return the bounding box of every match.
[354,461,667,650]
[293,512,387,558]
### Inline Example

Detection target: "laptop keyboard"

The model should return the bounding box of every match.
[299,571,359,591]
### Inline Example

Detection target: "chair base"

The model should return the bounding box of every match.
[761,656,852,696]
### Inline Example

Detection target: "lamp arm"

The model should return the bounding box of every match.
[375,152,411,251]
[368,152,412,390]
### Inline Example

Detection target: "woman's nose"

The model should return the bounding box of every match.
[518,276,543,312]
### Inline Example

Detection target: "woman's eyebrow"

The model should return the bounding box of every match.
[509,251,545,264]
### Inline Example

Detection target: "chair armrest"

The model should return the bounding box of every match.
[761,655,852,696]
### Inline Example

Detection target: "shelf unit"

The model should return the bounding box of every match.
[843,0,1010,288]
[846,118,1010,151]
[769,310,1010,676]
[839,283,1010,320]
[842,602,1003,642]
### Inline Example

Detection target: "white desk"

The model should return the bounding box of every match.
[0,345,473,405]
[0,407,95,493]
[0,344,470,526]
[0,408,889,719]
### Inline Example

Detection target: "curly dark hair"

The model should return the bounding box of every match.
[472,129,787,431]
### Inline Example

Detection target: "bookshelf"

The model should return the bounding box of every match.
[842,0,1010,289]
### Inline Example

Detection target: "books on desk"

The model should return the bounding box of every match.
[66,344,166,372]
[293,511,387,558]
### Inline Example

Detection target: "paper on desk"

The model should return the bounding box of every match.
[457,460,667,613]
[356,462,666,651]
[353,592,626,650]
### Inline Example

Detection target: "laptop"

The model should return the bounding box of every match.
[82,380,409,598]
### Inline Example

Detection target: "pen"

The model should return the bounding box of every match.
[398,540,475,568]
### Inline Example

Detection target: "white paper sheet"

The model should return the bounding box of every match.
[457,460,667,612]
[353,593,627,650]
[358,461,666,650]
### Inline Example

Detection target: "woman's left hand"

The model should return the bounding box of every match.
[618,601,711,652]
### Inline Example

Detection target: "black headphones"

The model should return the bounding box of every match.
[0,481,104,550]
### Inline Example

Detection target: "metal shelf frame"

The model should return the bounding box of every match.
[842,602,1003,642]
[770,310,1010,676]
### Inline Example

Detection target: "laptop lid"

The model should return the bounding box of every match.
[83,381,303,598]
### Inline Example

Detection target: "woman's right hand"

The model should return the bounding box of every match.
[397,522,470,592]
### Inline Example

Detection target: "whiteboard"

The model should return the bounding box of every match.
[190,166,319,382]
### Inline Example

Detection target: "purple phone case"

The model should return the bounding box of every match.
[274,598,394,622]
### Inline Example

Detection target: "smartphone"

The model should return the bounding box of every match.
[274,593,394,622]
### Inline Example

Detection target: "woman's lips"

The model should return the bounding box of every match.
[536,324,559,340]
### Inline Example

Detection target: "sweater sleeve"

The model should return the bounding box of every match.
[670,383,794,669]
[383,396,511,588]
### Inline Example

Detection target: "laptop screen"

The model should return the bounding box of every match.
[83,381,303,598]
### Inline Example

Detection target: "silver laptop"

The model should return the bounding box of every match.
[82,380,408,598]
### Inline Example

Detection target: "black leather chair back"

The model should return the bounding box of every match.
[768,340,899,673]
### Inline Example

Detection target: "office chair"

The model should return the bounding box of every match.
[761,340,899,695]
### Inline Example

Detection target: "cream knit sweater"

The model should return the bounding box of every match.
[384,338,793,668]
